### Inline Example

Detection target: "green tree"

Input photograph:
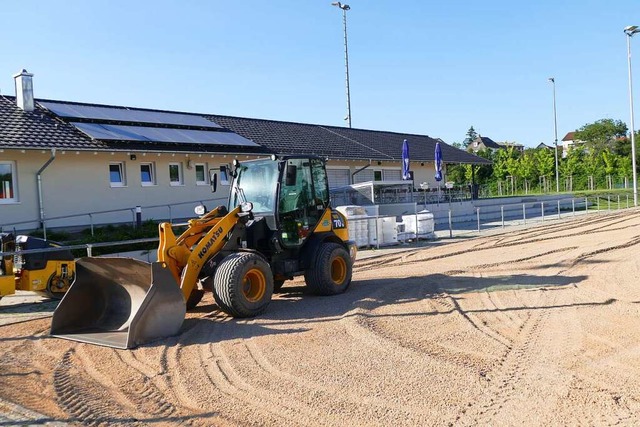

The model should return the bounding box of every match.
[601,149,617,177]
[574,119,628,155]
[617,154,633,183]
[559,147,584,190]
[519,149,536,192]
[535,148,555,179]
[466,126,478,142]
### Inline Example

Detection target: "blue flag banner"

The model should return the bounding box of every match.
[434,142,443,182]
[402,139,410,180]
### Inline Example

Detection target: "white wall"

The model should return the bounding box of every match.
[325,159,445,189]
[0,149,245,231]
[0,151,451,232]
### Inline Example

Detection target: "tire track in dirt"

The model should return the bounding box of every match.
[354,211,640,276]
[243,339,440,425]
[198,332,307,426]
[53,349,138,426]
[453,290,554,425]
[159,312,240,426]
[152,311,313,426]
[111,349,200,426]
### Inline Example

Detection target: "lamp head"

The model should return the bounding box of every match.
[624,25,640,36]
[548,77,555,83]
[331,2,350,10]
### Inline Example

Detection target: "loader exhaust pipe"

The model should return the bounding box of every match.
[51,258,186,349]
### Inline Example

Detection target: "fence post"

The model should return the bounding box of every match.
[607,195,611,211]
[477,208,480,232]
[617,195,620,210]
[627,194,630,209]
[86,244,93,257]
[557,200,561,220]
[501,206,504,228]
[136,206,142,228]
[89,213,94,236]
[523,204,526,225]
[572,199,575,216]
[597,196,600,211]
[448,209,453,238]
[541,202,545,222]
[585,197,588,215]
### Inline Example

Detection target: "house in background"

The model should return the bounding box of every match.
[1,70,489,232]
[536,142,554,150]
[466,136,502,153]
[466,136,525,154]
[496,141,525,154]
[561,132,582,158]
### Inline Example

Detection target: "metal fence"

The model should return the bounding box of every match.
[1,193,635,260]
[0,196,228,239]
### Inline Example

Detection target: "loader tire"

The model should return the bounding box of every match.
[304,242,352,295]
[186,289,205,310]
[273,279,285,293]
[213,252,273,318]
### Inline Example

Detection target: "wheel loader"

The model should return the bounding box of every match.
[51,155,356,349]
[0,233,76,301]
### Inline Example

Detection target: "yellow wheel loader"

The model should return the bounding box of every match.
[0,233,76,301]
[51,155,356,349]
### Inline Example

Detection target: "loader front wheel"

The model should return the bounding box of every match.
[304,242,352,295]
[213,253,273,318]
[186,289,205,310]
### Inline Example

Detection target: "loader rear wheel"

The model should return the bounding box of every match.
[213,253,273,318]
[304,242,352,295]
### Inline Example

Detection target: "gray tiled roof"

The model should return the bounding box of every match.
[207,115,490,165]
[0,96,104,150]
[1,95,490,164]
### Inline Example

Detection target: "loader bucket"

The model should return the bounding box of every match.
[51,257,186,349]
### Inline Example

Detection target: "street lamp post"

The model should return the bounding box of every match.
[548,77,560,193]
[625,25,639,207]
[331,2,352,128]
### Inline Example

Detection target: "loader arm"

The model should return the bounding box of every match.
[158,205,243,302]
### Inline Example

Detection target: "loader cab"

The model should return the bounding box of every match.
[228,156,330,249]
[277,157,329,247]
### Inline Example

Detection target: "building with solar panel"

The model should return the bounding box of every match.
[1,70,489,232]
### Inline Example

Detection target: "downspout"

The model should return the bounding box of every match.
[37,148,56,240]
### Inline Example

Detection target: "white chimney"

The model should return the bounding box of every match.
[13,69,34,112]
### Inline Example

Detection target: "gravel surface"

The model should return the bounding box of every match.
[1,209,640,426]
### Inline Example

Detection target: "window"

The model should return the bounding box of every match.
[195,163,208,185]
[169,163,183,186]
[109,162,125,187]
[384,169,402,181]
[326,168,350,188]
[219,165,230,185]
[374,170,383,181]
[140,163,156,186]
[0,162,17,203]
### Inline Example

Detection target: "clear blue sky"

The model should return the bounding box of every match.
[1,1,638,147]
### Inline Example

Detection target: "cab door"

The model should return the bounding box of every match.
[277,158,328,247]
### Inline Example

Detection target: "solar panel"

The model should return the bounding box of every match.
[39,101,222,129]
[73,123,259,147]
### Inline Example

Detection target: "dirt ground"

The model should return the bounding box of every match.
[1,209,640,426]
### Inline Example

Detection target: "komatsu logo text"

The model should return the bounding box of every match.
[198,227,224,259]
